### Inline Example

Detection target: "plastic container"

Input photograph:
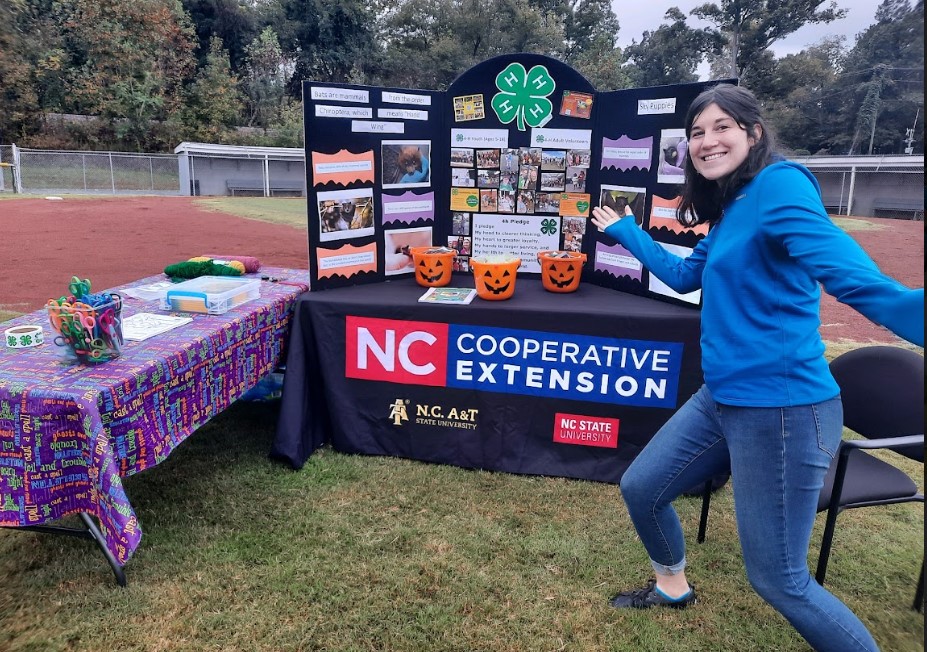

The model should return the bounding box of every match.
[160,276,261,314]
[409,246,456,287]
[470,255,521,300]
[537,250,587,293]
[47,294,123,364]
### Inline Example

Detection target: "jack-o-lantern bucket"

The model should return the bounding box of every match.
[537,250,587,293]
[470,255,521,300]
[410,246,456,287]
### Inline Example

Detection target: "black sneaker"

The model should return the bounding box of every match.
[608,579,697,609]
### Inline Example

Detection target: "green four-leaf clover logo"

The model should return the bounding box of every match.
[491,63,556,131]
[540,218,558,235]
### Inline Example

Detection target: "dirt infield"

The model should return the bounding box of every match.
[0,196,308,314]
[0,196,922,344]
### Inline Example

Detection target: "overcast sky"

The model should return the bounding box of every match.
[611,0,880,59]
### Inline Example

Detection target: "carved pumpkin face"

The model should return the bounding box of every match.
[410,247,455,287]
[418,257,449,285]
[470,258,520,300]
[538,251,587,293]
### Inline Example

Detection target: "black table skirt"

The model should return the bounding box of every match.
[272,278,703,485]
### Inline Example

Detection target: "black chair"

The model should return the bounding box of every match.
[696,345,924,611]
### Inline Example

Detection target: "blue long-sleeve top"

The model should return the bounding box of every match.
[604,161,924,407]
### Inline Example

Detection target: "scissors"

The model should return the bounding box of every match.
[97,308,122,345]
[69,276,91,300]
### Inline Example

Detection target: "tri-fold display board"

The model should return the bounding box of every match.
[303,52,729,307]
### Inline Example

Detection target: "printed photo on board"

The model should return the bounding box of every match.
[657,129,687,185]
[566,166,586,192]
[600,184,647,226]
[452,168,476,187]
[384,226,432,275]
[382,140,432,189]
[541,150,566,171]
[476,149,501,168]
[317,188,375,243]
[500,148,520,173]
[452,212,471,235]
[450,148,474,167]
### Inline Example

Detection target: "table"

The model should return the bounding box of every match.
[272,278,703,485]
[0,268,309,583]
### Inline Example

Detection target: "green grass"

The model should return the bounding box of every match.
[0,392,922,652]
[0,198,921,650]
[194,197,309,229]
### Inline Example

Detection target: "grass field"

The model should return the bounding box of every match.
[0,197,922,651]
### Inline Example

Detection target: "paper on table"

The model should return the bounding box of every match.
[122,313,193,341]
[121,281,174,301]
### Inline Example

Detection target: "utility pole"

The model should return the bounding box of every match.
[903,107,919,155]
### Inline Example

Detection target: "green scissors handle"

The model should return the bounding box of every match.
[69,276,91,299]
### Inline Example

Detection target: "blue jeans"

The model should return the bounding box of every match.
[620,384,879,652]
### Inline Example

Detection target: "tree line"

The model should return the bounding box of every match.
[0,0,922,155]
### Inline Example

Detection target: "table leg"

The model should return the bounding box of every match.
[3,512,128,587]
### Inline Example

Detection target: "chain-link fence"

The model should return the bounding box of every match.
[1,146,180,195]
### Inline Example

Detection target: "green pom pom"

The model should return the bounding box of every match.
[164,260,244,280]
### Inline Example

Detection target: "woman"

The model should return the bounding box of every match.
[590,84,923,652]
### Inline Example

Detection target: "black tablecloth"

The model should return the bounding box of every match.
[272,278,703,484]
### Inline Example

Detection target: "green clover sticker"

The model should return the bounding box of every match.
[540,218,557,235]
[19,335,33,346]
[491,63,556,132]
[576,200,589,214]
[6,335,15,347]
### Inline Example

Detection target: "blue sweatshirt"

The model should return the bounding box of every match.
[605,161,924,407]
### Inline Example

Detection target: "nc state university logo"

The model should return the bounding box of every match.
[346,316,449,386]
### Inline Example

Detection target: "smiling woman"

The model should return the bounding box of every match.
[590,83,923,652]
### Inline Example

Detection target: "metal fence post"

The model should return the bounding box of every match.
[109,152,116,194]
[846,166,856,216]
[12,144,23,193]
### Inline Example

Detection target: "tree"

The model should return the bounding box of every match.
[829,0,924,154]
[624,7,721,88]
[181,36,244,141]
[691,0,846,81]
[761,37,845,154]
[51,0,197,147]
[264,0,380,93]
[243,27,288,127]
[0,1,41,141]
[182,0,258,71]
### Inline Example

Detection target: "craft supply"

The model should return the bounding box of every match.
[46,289,123,364]
[5,325,44,349]
[201,254,262,273]
[164,260,244,280]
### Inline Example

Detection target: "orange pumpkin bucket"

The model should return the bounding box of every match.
[410,246,456,287]
[537,250,587,293]
[470,255,521,300]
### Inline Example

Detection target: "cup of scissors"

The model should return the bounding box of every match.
[47,293,124,364]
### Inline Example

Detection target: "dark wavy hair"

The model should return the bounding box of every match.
[677,84,776,227]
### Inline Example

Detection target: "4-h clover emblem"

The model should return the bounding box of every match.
[456,133,465,142]
[491,63,556,132]
[540,218,558,235]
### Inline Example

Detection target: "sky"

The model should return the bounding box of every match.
[611,0,881,60]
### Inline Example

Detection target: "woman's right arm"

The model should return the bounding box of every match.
[591,205,707,293]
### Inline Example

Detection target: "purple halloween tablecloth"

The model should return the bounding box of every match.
[0,268,309,564]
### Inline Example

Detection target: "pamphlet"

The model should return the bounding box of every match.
[122,313,193,341]
[121,281,174,301]
[418,287,477,305]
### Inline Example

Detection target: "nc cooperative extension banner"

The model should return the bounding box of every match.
[346,316,683,409]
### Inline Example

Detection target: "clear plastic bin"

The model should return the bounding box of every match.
[160,276,261,314]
